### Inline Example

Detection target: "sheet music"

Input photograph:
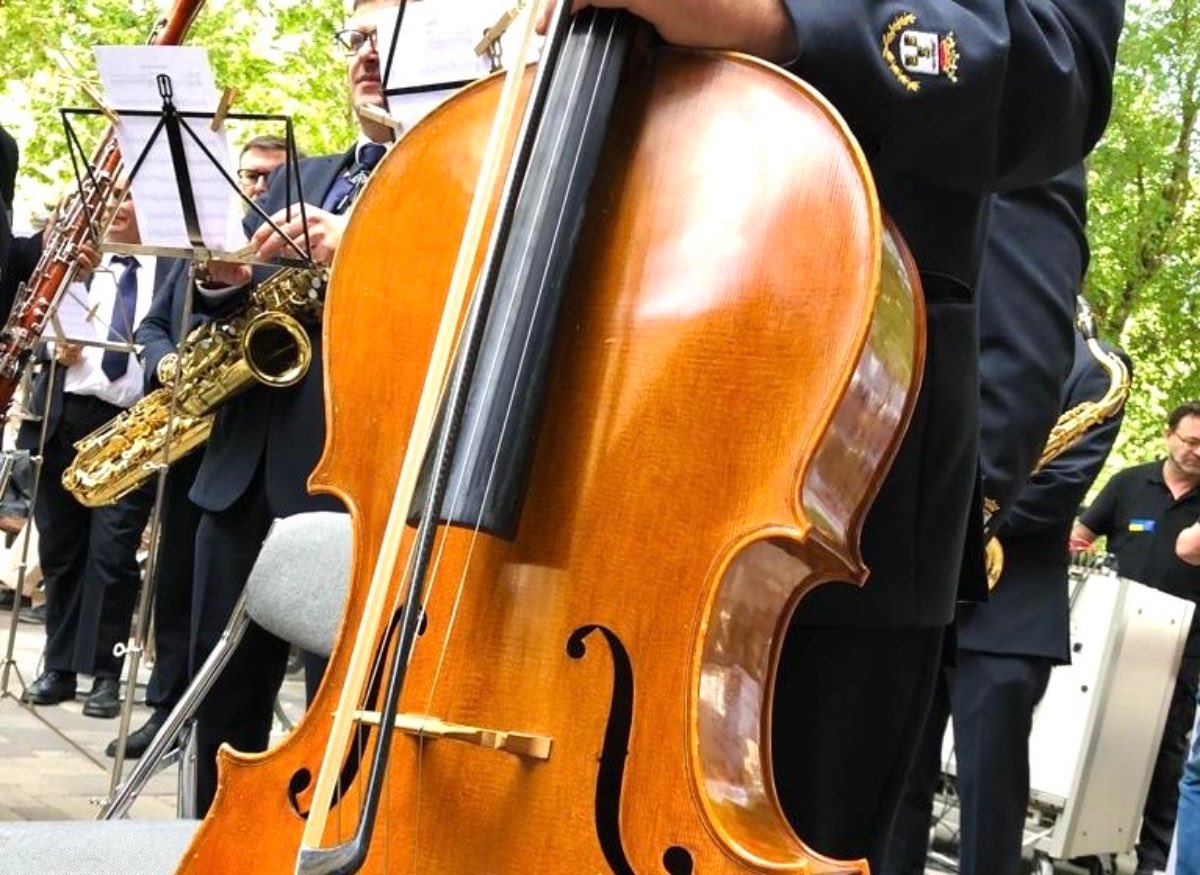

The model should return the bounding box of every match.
[375,0,539,130]
[49,284,103,345]
[94,46,243,252]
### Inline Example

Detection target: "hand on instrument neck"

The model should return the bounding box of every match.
[537,0,798,63]
[250,205,346,266]
[202,204,346,286]
[72,240,102,285]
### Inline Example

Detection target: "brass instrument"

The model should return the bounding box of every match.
[62,267,327,506]
[62,392,213,507]
[984,297,1131,589]
[170,267,324,416]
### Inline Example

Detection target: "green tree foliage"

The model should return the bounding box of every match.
[1,0,1196,481]
[0,0,354,223]
[1087,0,1200,470]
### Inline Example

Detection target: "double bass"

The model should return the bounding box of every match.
[175,5,925,873]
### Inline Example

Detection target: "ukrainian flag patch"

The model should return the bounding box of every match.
[1129,519,1156,533]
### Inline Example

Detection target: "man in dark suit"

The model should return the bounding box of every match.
[555,1,1122,867]
[107,137,298,760]
[182,0,396,815]
[883,327,1128,875]
[18,196,171,718]
[880,163,1123,875]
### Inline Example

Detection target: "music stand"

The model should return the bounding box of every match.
[60,74,316,267]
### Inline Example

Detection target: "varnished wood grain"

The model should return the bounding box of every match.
[175,45,924,875]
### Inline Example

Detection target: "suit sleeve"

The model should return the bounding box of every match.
[135,259,188,392]
[782,0,1123,193]
[1,231,43,322]
[999,348,1127,539]
[977,166,1087,534]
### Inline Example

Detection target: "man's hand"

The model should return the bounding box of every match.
[74,241,101,284]
[200,204,345,288]
[55,342,82,367]
[251,205,346,267]
[537,0,797,64]
[201,260,252,288]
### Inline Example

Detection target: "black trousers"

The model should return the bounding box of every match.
[772,623,945,871]
[191,466,286,816]
[1136,656,1200,872]
[882,650,1053,875]
[35,393,154,678]
[190,464,333,816]
[144,451,203,712]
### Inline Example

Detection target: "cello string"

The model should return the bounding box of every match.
[397,23,622,862]
[416,9,616,724]
[296,0,548,853]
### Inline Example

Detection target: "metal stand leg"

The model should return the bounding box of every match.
[99,590,249,820]
[106,259,203,798]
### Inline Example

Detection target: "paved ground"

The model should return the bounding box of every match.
[0,602,306,823]
[0,605,1144,874]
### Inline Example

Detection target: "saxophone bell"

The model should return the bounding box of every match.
[243,310,312,388]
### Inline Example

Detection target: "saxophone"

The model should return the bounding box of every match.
[62,267,327,506]
[983,297,1131,589]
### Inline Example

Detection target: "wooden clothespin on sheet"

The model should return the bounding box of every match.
[475,0,529,72]
[49,49,121,125]
[210,86,238,131]
[357,103,403,134]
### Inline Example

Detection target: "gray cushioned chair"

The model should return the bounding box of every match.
[0,511,353,874]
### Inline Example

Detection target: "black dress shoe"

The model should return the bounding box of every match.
[82,677,121,718]
[0,589,30,609]
[105,709,169,758]
[21,669,77,705]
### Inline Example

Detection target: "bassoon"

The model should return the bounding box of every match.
[0,0,206,410]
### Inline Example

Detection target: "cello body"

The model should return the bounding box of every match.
[176,42,924,875]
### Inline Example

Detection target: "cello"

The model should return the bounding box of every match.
[175,4,925,873]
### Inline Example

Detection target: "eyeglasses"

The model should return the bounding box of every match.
[334,28,378,57]
[236,168,272,186]
[1172,433,1200,450]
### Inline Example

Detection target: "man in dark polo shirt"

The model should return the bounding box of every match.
[1073,400,1200,875]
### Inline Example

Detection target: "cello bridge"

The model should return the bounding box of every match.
[352,710,553,761]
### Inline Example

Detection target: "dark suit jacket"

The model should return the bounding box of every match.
[0,125,16,289]
[957,334,1128,662]
[135,258,207,392]
[187,151,351,516]
[1,231,40,327]
[786,1,1123,628]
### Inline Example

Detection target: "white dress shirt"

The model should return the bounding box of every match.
[56,252,155,409]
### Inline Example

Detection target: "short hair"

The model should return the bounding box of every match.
[239,134,301,159]
[1167,401,1200,431]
